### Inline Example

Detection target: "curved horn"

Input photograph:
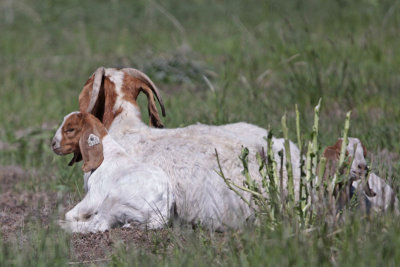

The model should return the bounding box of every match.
[122,68,166,117]
[86,67,105,113]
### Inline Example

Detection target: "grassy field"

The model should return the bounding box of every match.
[1,0,400,265]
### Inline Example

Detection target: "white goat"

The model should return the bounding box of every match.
[70,67,301,231]
[52,112,174,233]
[323,138,399,213]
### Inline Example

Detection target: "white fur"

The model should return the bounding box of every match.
[353,173,399,212]
[96,70,302,231]
[346,137,368,179]
[52,111,79,150]
[105,69,126,114]
[344,138,398,212]
[55,116,174,233]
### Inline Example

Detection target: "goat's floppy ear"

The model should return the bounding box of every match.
[79,125,104,173]
[122,68,166,128]
[79,67,105,116]
[361,142,367,157]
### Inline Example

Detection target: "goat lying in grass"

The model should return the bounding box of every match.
[323,137,398,213]
[69,67,301,231]
[52,112,174,233]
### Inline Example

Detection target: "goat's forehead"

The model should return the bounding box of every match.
[60,112,80,126]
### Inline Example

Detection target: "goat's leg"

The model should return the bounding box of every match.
[60,202,112,233]
[59,214,110,233]
[64,194,98,222]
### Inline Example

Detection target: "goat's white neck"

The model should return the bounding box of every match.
[108,102,148,135]
[105,69,148,134]
[101,135,128,159]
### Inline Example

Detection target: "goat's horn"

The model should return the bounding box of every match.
[87,67,105,113]
[122,68,166,117]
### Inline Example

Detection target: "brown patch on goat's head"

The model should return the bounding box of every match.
[102,77,122,129]
[323,139,343,161]
[55,113,85,156]
[122,73,164,128]
[52,112,107,172]
[79,67,166,129]
[320,138,376,212]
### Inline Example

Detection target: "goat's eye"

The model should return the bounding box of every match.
[66,128,75,133]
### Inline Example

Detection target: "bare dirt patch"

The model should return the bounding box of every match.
[0,165,27,192]
[70,227,172,262]
[0,165,63,241]
[0,190,59,241]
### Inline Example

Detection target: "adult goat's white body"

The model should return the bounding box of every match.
[78,67,301,231]
[106,102,301,230]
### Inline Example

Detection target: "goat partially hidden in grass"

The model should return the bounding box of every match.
[322,138,398,213]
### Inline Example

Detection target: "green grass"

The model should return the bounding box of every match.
[1,0,400,265]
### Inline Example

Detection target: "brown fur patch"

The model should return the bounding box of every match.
[321,138,375,210]
[79,75,95,113]
[122,74,164,128]
[58,113,107,171]
[59,114,85,155]
[79,75,120,130]
[323,139,342,160]
[122,74,140,106]
[79,68,165,129]
[102,77,118,129]
[79,75,106,122]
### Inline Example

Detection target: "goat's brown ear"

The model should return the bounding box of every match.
[143,85,164,128]
[79,67,105,117]
[361,142,367,157]
[79,126,104,173]
[122,68,165,128]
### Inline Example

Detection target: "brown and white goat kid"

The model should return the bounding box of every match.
[323,138,398,213]
[71,67,302,231]
[52,112,174,233]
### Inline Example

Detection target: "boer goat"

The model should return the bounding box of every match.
[52,112,173,233]
[323,138,398,213]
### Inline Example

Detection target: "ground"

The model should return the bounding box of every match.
[2,0,400,265]
[0,165,174,263]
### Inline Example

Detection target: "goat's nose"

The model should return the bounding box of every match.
[51,140,56,148]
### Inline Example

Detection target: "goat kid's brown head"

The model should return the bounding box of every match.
[52,112,107,172]
[323,138,368,179]
[79,67,166,129]
[322,137,375,198]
